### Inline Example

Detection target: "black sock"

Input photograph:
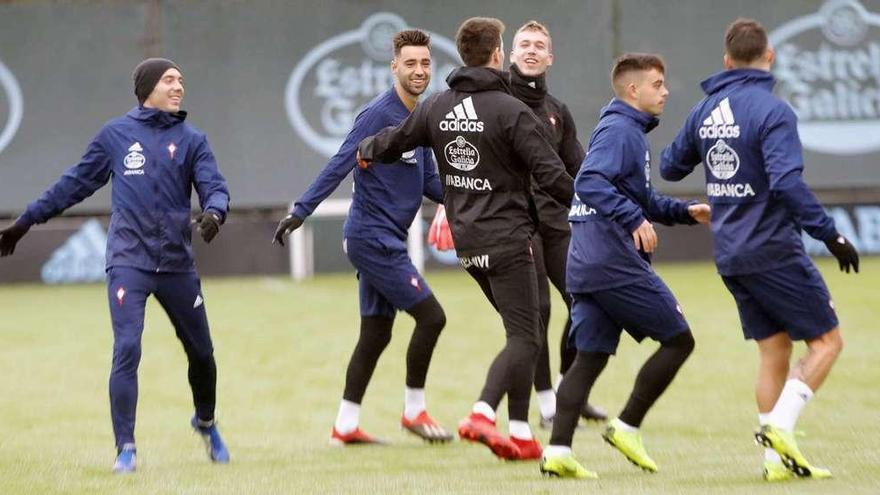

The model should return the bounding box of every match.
[404,295,446,388]
[342,315,394,403]
[619,330,695,428]
[549,351,610,447]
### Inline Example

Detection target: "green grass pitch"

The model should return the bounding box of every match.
[0,258,878,494]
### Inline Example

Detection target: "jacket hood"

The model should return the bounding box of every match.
[700,68,775,95]
[446,66,512,94]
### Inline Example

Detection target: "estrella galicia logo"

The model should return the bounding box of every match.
[285,12,461,158]
[770,0,880,155]
[123,142,146,175]
[705,139,740,180]
[0,57,23,157]
[444,136,480,171]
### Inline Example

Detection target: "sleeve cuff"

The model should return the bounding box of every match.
[622,213,646,233]
[291,204,310,220]
[16,212,35,228]
[204,208,225,224]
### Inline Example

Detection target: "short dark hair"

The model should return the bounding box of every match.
[393,29,431,57]
[455,17,505,66]
[611,52,665,95]
[725,18,768,65]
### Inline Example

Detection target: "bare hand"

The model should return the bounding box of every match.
[632,219,657,253]
[688,203,711,225]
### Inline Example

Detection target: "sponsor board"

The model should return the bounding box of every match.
[41,219,107,284]
[770,0,880,155]
[0,57,23,157]
[804,204,880,255]
[285,12,460,158]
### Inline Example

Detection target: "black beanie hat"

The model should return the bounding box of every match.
[132,58,181,105]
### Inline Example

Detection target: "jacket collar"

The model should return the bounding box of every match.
[127,106,187,128]
[507,63,547,107]
[600,98,659,133]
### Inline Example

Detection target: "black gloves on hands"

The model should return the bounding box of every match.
[272,214,304,246]
[194,211,222,243]
[0,221,29,256]
[824,235,859,273]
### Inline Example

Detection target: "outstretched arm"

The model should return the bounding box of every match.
[358,98,432,165]
[274,107,384,245]
[2,133,111,256]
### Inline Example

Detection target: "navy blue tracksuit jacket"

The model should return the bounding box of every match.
[18,106,230,272]
[567,99,695,293]
[660,69,837,276]
[292,88,443,242]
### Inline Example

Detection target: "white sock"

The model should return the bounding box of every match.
[334,399,360,434]
[759,413,782,463]
[543,445,572,459]
[509,420,533,440]
[553,374,564,392]
[472,401,496,422]
[612,417,638,432]
[403,387,426,421]
[768,379,813,432]
[537,389,556,419]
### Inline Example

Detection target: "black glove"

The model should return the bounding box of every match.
[0,220,30,257]
[272,214,304,246]
[194,211,222,243]
[824,235,859,273]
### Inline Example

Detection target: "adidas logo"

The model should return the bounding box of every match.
[40,219,107,284]
[128,142,143,152]
[699,97,740,139]
[439,96,484,132]
[193,294,203,308]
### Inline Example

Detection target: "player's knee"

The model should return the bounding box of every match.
[517,332,543,355]
[408,295,446,333]
[664,330,695,357]
[815,328,844,358]
[360,316,394,350]
[112,338,142,367]
[420,304,446,334]
[187,346,215,366]
[539,303,551,331]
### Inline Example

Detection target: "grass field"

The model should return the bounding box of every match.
[0,258,878,494]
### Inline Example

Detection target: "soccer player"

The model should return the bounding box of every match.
[0,58,231,473]
[358,17,574,461]
[272,30,452,445]
[539,53,710,479]
[507,20,607,427]
[660,18,859,481]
